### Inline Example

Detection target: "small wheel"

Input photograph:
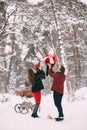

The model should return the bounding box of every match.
[14,103,21,113]
[20,105,29,114]
[31,104,40,112]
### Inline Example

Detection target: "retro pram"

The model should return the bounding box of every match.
[14,87,40,114]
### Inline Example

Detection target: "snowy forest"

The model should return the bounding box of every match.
[0,0,87,96]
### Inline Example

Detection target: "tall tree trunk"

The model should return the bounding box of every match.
[6,2,18,89]
[50,0,63,66]
[72,24,81,89]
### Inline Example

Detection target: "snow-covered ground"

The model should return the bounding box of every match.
[0,87,87,130]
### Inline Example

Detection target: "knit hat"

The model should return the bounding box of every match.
[34,62,40,70]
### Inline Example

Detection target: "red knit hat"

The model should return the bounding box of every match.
[34,62,40,70]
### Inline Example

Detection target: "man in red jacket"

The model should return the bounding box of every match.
[48,63,66,121]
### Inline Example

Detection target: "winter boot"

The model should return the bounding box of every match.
[31,104,39,118]
[55,117,64,121]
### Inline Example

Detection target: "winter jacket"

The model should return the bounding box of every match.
[48,69,66,94]
[32,69,45,92]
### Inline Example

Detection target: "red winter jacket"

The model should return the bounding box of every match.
[48,69,66,94]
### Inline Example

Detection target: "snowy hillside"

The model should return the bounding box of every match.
[0,87,87,130]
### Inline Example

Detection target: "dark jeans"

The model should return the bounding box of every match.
[53,91,64,117]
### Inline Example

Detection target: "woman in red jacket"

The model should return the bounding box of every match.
[48,63,66,121]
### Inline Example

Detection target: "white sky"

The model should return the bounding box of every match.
[0,87,87,130]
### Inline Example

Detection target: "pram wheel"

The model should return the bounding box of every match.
[14,103,21,113]
[20,105,29,114]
